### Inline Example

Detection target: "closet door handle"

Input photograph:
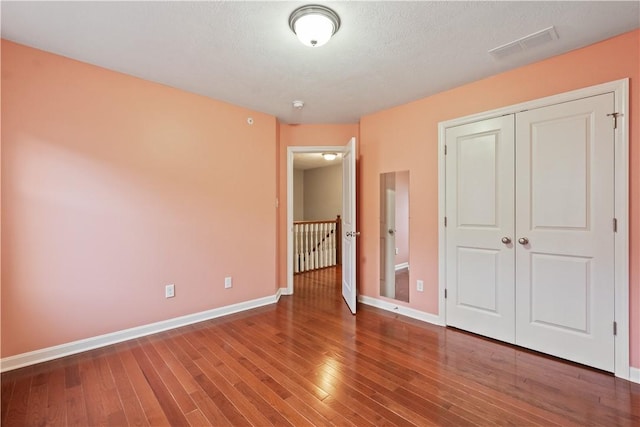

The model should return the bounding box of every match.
[518,237,529,245]
[501,237,511,244]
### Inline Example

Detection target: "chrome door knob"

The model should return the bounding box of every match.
[501,237,511,244]
[518,237,529,245]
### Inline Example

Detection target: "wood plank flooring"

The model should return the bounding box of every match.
[2,266,639,426]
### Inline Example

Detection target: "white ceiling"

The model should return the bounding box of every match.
[1,1,638,124]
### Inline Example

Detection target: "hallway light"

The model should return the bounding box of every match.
[289,5,341,47]
[322,153,338,161]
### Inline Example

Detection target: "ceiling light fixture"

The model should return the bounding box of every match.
[322,153,338,161]
[289,4,341,47]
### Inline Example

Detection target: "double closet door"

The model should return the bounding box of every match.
[445,93,615,372]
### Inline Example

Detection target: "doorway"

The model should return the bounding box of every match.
[286,146,344,294]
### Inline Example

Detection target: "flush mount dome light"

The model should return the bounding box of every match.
[322,152,338,161]
[289,4,341,47]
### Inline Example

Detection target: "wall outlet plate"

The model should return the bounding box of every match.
[417,280,424,292]
[225,277,232,289]
[165,284,175,298]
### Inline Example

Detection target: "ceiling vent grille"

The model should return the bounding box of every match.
[489,26,558,59]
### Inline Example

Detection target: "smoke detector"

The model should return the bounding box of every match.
[292,100,305,109]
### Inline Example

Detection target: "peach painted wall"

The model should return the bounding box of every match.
[359,30,640,368]
[1,41,277,357]
[277,124,358,287]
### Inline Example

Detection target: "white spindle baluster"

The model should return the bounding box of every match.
[299,224,303,273]
[332,222,337,265]
[303,223,308,272]
[293,219,342,273]
[317,223,322,268]
[320,223,325,268]
[295,224,300,273]
[327,223,335,265]
[313,223,318,269]
[323,222,328,267]
[320,223,324,267]
[308,223,312,271]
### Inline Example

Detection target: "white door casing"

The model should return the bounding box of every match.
[286,141,357,299]
[514,93,615,371]
[342,137,357,314]
[445,115,516,343]
[440,81,628,377]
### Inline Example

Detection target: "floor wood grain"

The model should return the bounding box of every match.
[2,266,639,426]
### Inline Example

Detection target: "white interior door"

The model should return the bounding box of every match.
[515,93,615,371]
[445,116,516,343]
[342,137,357,314]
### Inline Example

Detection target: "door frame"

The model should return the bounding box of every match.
[286,145,349,295]
[437,79,630,379]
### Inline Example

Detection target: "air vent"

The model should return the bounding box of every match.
[489,26,558,59]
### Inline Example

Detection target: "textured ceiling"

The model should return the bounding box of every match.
[1,1,638,124]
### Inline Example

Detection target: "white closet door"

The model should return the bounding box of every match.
[515,93,615,371]
[445,116,516,343]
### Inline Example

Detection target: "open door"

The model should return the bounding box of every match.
[342,137,357,313]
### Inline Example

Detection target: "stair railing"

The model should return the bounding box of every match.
[293,215,341,273]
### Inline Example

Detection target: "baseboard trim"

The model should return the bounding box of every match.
[630,367,640,384]
[279,286,292,296]
[1,292,280,373]
[395,262,409,272]
[358,295,444,326]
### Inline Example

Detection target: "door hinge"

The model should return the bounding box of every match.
[444,145,447,155]
[444,289,448,299]
[607,112,620,129]
[613,321,617,336]
[613,218,618,232]
[444,217,447,227]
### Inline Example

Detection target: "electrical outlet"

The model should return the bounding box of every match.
[417,280,424,292]
[395,247,399,255]
[224,276,232,289]
[165,284,175,298]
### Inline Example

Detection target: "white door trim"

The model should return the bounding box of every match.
[286,145,349,295]
[437,79,630,380]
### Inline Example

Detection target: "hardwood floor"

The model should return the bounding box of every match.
[2,266,639,426]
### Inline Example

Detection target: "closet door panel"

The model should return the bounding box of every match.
[445,116,515,343]
[515,93,615,372]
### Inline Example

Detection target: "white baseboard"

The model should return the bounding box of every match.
[358,295,444,326]
[630,367,640,384]
[1,292,281,373]
[280,286,292,296]
[395,262,409,272]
